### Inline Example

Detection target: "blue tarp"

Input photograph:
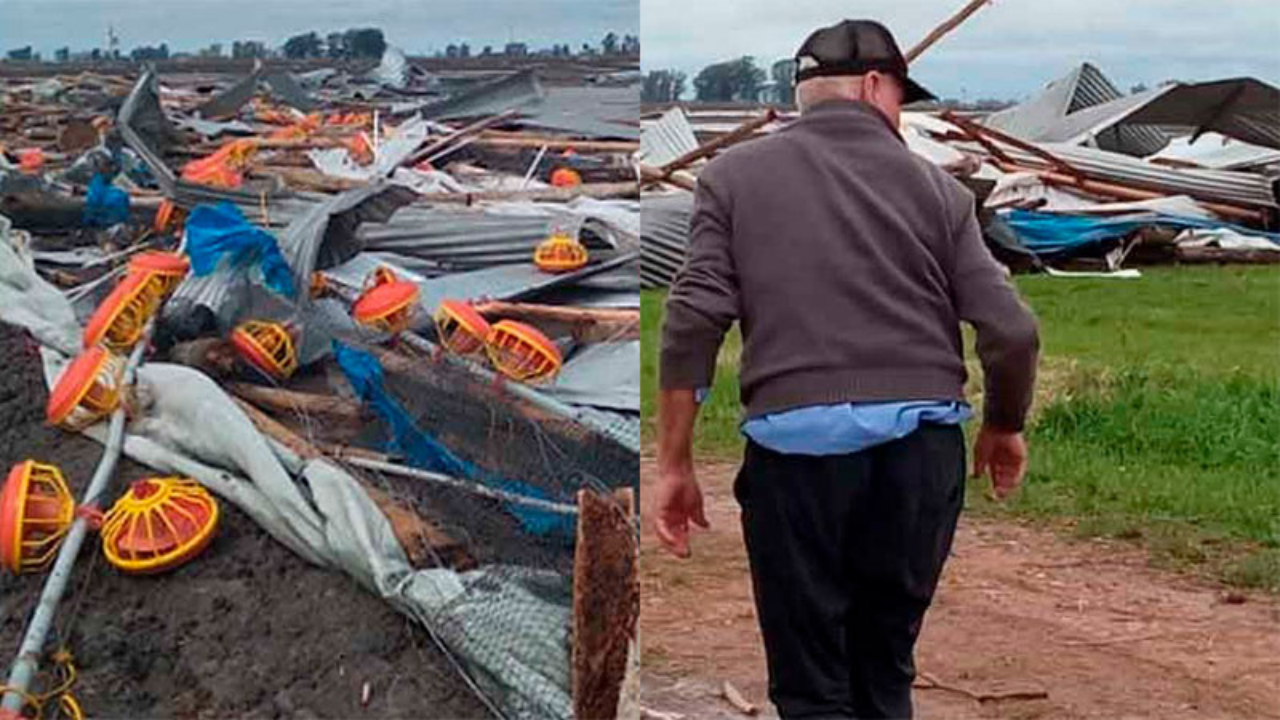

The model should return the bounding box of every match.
[332,341,574,539]
[185,202,296,297]
[82,174,130,227]
[1002,209,1280,257]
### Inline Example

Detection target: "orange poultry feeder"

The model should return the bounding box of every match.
[352,267,421,335]
[153,199,187,234]
[533,233,589,273]
[128,250,191,304]
[46,346,126,430]
[485,320,563,383]
[549,166,582,188]
[82,272,155,352]
[230,320,298,381]
[433,299,492,357]
[100,478,219,574]
[0,461,75,574]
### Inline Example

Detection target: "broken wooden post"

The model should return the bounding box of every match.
[904,0,995,64]
[572,488,639,720]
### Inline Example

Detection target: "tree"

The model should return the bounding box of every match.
[693,57,766,102]
[54,47,70,63]
[642,69,688,103]
[1130,82,1149,95]
[771,58,797,105]
[601,31,619,55]
[459,42,470,59]
[284,31,322,59]
[343,28,386,59]
[130,43,170,62]
[621,34,640,55]
[326,32,346,59]
[481,45,493,57]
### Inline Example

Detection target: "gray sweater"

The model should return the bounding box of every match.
[660,100,1039,431]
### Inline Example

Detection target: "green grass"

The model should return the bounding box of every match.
[642,266,1280,590]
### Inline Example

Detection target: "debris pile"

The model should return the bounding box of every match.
[2,49,640,719]
[639,63,1280,285]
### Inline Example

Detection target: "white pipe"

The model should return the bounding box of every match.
[2,336,148,713]
[342,456,578,516]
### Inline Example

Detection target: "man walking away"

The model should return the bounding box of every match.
[653,19,1040,719]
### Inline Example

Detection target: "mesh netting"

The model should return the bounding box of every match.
[329,336,638,719]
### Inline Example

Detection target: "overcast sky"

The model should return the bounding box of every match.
[643,0,1280,100]
[0,0,638,57]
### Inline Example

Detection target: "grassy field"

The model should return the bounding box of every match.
[641,266,1280,590]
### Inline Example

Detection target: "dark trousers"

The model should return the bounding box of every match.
[734,424,965,719]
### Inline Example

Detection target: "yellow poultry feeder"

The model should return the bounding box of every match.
[230,320,298,381]
[128,251,191,303]
[100,478,219,574]
[0,461,75,574]
[46,346,126,430]
[82,272,155,352]
[485,320,563,383]
[351,267,421,335]
[533,233,589,274]
[433,299,493,357]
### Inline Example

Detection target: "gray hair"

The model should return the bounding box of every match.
[796,76,867,113]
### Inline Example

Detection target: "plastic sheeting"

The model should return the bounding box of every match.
[1002,208,1280,257]
[0,238,573,719]
[186,202,296,298]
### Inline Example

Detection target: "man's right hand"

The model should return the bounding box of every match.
[652,463,709,558]
[972,425,1028,500]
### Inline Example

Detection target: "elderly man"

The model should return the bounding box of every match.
[653,19,1040,719]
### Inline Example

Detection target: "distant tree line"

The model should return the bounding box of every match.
[282,28,387,60]
[7,26,640,65]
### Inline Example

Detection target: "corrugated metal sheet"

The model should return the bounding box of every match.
[640,192,693,288]
[983,63,1169,157]
[639,107,699,166]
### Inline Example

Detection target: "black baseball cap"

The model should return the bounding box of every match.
[794,20,935,104]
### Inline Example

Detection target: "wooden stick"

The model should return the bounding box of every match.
[229,396,471,569]
[227,383,366,421]
[639,163,696,192]
[473,301,639,343]
[658,109,777,177]
[904,0,995,64]
[402,110,519,168]
[720,681,760,716]
[913,672,1049,703]
[474,135,639,153]
[415,180,639,204]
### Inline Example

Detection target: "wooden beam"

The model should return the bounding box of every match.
[227,383,366,421]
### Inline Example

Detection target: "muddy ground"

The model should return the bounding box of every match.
[0,321,490,718]
[640,457,1280,719]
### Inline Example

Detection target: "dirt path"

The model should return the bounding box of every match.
[640,458,1280,719]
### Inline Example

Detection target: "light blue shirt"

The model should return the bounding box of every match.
[740,401,972,456]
